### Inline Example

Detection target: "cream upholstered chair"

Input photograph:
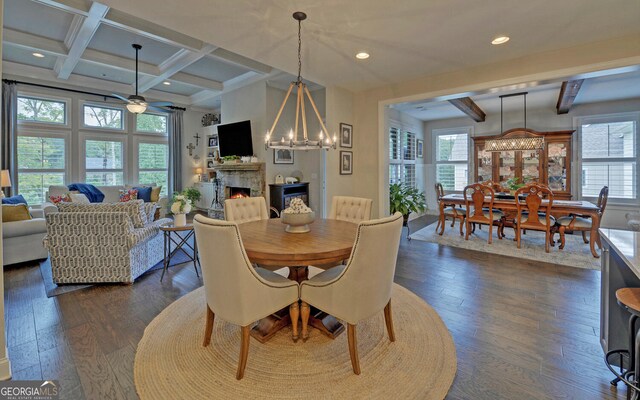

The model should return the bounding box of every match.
[224,197,269,224]
[193,215,300,379]
[300,212,403,375]
[328,196,373,223]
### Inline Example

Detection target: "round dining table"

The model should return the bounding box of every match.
[238,218,358,343]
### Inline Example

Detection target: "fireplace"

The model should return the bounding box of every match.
[227,186,251,199]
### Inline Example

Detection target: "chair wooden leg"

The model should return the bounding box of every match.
[545,231,550,253]
[383,300,395,342]
[488,223,493,244]
[582,231,589,244]
[435,217,441,232]
[459,217,464,236]
[347,323,361,375]
[559,226,566,250]
[464,219,470,240]
[450,216,455,227]
[236,326,250,380]
[290,302,300,342]
[516,224,521,249]
[596,234,603,250]
[497,221,503,240]
[300,301,310,341]
[203,305,215,347]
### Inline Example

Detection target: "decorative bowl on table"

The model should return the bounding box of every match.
[281,198,315,233]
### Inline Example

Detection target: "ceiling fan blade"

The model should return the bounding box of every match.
[112,93,131,103]
[147,105,173,113]
[148,101,173,107]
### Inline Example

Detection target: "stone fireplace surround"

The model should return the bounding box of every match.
[207,162,266,219]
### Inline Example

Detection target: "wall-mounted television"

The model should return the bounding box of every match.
[217,120,254,157]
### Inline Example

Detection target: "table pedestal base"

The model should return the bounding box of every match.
[250,308,291,344]
[308,308,345,339]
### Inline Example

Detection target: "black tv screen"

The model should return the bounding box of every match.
[217,120,254,157]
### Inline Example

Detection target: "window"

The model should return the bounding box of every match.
[137,142,169,195]
[434,128,469,191]
[17,96,66,124]
[83,104,123,130]
[389,127,417,187]
[84,139,124,185]
[17,135,66,204]
[579,113,639,200]
[136,113,168,134]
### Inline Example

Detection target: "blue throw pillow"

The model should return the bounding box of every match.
[2,194,27,205]
[133,186,153,202]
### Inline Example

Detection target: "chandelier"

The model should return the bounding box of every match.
[265,12,337,151]
[486,92,544,152]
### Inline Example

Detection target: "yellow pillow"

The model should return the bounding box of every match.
[2,204,32,222]
[150,186,162,203]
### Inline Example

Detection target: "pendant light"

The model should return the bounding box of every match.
[485,92,544,152]
[126,44,147,114]
[265,12,337,151]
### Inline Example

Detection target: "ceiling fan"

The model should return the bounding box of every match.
[112,44,174,114]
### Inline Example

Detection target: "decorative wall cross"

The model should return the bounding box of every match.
[193,132,201,146]
[186,142,196,156]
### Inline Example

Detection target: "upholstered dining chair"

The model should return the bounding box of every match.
[435,182,466,235]
[514,183,555,253]
[328,196,373,223]
[299,212,403,375]
[556,185,608,251]
[463,183,504,244]
[224,196,269,224]
[193,215,300,380]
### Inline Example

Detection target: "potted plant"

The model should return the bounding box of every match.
[182,187,202,206]
[170,193,192,227]
[505,177,526,195]
[389,183,427,225]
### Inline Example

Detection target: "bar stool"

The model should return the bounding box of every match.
[606,288,640,399]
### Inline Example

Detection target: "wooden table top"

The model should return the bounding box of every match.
[160,223,194,231]
[441,194,600,212]
[237,218,358,267]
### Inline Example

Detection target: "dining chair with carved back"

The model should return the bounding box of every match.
[299,212,404,375]
[435,182,466,236]
[556,186,608,251]
[514,183,556,253]
[193,215,300,380]
[463,183,504,244]
[329,196,373,223]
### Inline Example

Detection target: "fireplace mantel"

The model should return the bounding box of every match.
[210,162,265,171]
[207,162,266,219]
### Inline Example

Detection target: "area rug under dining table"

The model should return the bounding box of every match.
[410,221,600,270]
[134,284,457,399]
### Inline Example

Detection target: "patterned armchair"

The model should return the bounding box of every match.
[43,202,171,284]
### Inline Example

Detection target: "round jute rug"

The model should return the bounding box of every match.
[134,284,457,399]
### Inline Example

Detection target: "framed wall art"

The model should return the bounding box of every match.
[340,151,353,175]
[274,149,294,164]
[340,123,353,148]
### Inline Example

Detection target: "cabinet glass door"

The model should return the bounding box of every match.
[521,150,541,183]
[498,151,516,186]
[477,146,493,183]
[547,142,568,191]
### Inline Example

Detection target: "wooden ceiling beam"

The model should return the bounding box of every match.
[448,97,486,122]
[556,79,584,114]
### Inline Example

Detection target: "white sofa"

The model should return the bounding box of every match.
[2,207,49,266]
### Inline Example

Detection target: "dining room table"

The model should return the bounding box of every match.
[237,217,358,343]
[438,193,603,258]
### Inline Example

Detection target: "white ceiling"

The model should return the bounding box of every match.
[0,0,303,110]
[392,70,640,121]
[96,0,640,91]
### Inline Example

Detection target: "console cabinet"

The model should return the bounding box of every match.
[473,128,574,199]
[269,183,310,214]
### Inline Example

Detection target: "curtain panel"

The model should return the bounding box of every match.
[1,82,17,196]
[168,110,183,195]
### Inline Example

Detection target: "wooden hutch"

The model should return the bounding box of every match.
[473,128,574,199]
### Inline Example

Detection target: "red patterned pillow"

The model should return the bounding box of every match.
[49,194,71,204]
[119,189,138,202]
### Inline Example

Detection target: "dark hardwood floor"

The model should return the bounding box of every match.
[3,215,626,399]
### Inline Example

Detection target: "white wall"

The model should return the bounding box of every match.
[422,98,640,228]
[181,109,217,190]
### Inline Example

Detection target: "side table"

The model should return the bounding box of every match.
[160,223,200,282]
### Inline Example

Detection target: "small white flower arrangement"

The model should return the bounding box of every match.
[283,198,312,214]
[170,194,192,215]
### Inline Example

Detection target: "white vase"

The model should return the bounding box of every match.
[174,213,187,227]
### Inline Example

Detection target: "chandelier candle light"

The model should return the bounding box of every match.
[265,12,337,151]
[485,92,545,152]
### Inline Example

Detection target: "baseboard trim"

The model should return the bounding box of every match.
[0,348,11,380]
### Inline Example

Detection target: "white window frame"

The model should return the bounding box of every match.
[80,101,126,132]
[17,91,70,128]
[134,111,169,136]
[15,129,71,203]
[576,112,640,204]
[389,123,418,188]
[432,126,472,193]
[133,135,169,194]
[78,131,128,185]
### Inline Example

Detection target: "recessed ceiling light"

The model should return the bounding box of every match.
[163,81,171,86]
[355,52,370,60]
[32,52,45,58]
[491,36,510,45]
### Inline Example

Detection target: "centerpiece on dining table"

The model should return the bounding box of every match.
[281,198,315,233]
